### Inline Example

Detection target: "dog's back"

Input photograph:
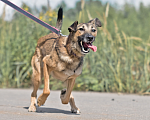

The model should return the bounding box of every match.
[33,7,63,58]
[36,7,63,49]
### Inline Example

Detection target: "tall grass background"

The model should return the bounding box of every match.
[0,0,150,93]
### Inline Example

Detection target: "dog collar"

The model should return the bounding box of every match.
[71,51,82,59]
[72,52,77,57]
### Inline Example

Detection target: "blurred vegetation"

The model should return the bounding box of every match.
[1,0,150,93]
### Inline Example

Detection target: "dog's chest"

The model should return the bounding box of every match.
[63,61,83,76]
[51,61,83,81]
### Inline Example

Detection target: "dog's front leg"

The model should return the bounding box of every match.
[60,75,80,113]
[69,93,80,113]
[60,75,77,104]
[37,58,51,106]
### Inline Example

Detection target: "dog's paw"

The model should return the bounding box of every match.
[60,89,66,98]
[60,89,69,104]
[71,108,81,114]
[28,104,36,112]
[37,94,49,106]
[61,89,66,95]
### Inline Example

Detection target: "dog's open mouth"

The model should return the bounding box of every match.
[80,41,97,54]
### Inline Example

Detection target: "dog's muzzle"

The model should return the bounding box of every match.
[78,34,97,54]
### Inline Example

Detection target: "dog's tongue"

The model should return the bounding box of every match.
[86,44,97,52]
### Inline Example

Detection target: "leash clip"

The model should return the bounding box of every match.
[59,30,68,37]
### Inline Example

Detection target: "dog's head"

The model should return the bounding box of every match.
[67,18,101,56]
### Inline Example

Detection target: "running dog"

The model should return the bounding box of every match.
[28,7,101,113]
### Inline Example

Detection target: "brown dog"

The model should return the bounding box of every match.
[28,7,101,113]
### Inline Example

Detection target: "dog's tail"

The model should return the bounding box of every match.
[56,7,63,31]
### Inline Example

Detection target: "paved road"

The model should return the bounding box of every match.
[0,89,150,120]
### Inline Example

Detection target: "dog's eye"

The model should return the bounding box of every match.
[92,29,96,32]
[79,28,84,31]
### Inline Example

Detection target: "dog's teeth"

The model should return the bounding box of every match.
[82,47,89,53]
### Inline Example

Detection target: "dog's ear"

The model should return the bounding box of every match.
[88,18,102,27]
[68,21,78,32]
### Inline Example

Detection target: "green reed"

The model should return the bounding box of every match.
[0,1,150,93]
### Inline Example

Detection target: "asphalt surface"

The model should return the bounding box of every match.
[0,89,150,120]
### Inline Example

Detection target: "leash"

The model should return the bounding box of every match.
[0,0,60,35]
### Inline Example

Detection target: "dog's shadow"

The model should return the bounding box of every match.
[24,107,79,115]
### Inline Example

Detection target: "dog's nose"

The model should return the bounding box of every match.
[87,35,94,41]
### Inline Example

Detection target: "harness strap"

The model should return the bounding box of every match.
[0,0,60,35]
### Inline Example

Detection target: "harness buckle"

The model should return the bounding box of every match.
[59,30,68,37]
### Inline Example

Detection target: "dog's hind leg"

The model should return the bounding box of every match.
[28,55,42,112]
[37,57,51,107]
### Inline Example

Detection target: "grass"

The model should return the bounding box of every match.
[0,1,150,94]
